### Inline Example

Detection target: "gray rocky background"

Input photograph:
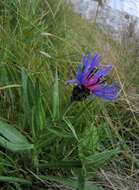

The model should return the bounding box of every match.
[66,0,139,43]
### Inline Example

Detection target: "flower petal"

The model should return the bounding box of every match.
[92,83,120,101]
[95,64,113,78]
[76,64,84,84]
[76,54,93,84]
[85,64,113,86]
[80,54,100,84]
[83,54,100,75]
[90,53,101,69]
[83,54,91,68]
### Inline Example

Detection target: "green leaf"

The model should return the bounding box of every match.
[0,121,28,144]
[21,69,35,128]
[32,79,46,137]
[0,137,34,151]
[40,175,104,190]
[32,100,45,132]
[77,169,85,190]
[39,160,82,169]
[64,118,79,141]
[53,69,60,120]
[0,121,34,152]
[47,126,72,138]
[85,149,119,168]
[0,176,32,185]
[79,124,100,155]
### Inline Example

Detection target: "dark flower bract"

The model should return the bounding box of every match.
[67,53,120,102]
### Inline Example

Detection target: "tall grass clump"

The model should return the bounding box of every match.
[0,0,139,189]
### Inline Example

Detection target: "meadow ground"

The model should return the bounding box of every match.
[0,0,139,189]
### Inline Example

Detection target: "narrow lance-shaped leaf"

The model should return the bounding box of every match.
[53,69,60,120]
[32,79,46,138]
[85,148,119,168]
[39,160,82,169]
[21,68,35,128]
[0,121,28,144]
[0,121,34,152]
[77,168,85,190]
[64,118,79,141]
[0,176,32,185]
[40,175,104,190]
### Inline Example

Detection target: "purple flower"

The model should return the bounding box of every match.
[67,53,120,102]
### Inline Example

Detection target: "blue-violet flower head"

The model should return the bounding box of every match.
[67,53,120,102]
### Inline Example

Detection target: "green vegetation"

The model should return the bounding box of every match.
[0,0,139,189]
